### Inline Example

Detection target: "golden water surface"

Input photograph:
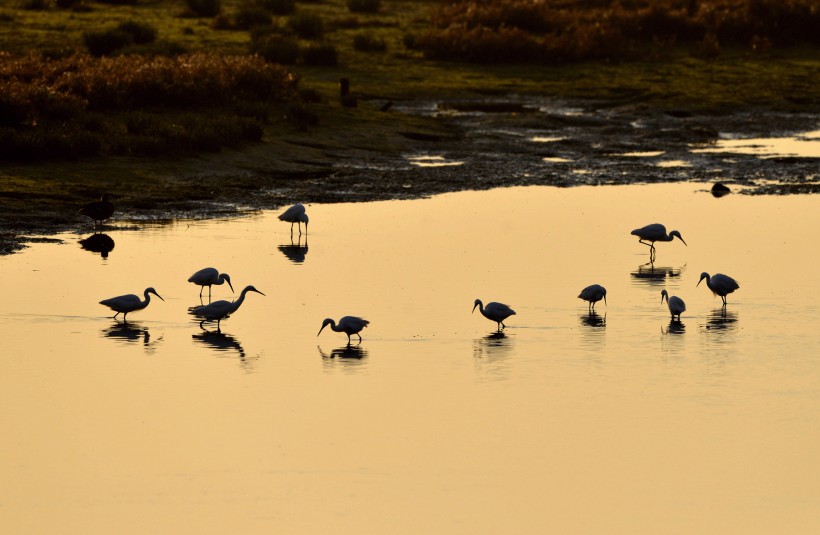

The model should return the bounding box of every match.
[1,183,819,534]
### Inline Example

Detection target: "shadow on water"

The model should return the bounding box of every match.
[580,312,606,328]
[278,236,308,264]
[703,308,739,333]
[318,344,368,371]
[630,262,685,287]
[473,332,514,379]
[79,233,115,259]
[662,319,686,335]
[102,321,161,352]
[192,331,256,371]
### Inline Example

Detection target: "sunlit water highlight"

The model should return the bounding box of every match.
[2,184,820,534]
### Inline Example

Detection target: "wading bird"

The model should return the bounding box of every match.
[187,267,234,299]
[697,272,739,306]
[190,285,265,332]
[661,289,686,320]
[318,316,370,344]
[99,287,164,321]
[472,299,516,331]
[278,203,309,235]
[578,284,607,312]
[631,223,686,261]
[79,193,114,227]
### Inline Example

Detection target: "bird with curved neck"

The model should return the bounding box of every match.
[278,203,309,235]
[578,284,607,312]
[317,316,369,344]
[661,289,686,320]
[697,272,739,306]
[191,285,265,331]
[100,287,164,321]
[187,267,234,300]
[631,223,686,261]
[473,299,516,331]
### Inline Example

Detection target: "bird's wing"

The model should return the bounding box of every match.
[192,300,232,317]
[101,294,139,308]
[188,267,216,283]
[278,204,305,221]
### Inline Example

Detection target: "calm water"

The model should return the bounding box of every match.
[2,184,820,534]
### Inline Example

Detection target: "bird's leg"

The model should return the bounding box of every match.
[113,312,120,320]
[357,333,362,343]
[298,222,303,236]
[216,319,221,333]
[200,320,207,330]
[199,286,204,298]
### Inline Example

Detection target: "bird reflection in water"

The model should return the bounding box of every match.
[473,332,513,379]
[192,331,248,362]
[278,235,308,264]
[318,344,368,370]
[631,262,684,287]
[705,308,738,332]
[102,321,161,352]
[79,233,115,259]
[580,312,606,328]
[662,319,686,335]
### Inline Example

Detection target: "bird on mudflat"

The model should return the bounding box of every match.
[187,267,234,299]
[190,285,265,332]
[697,272,739,306]
[79,193,114,226]
[278,203,309,235]
[631,223,686,260]
[318,316,370,344]
[578,284,607,312]
[100,287,164,321]
[473,299,516,331]
[661,289,686,320]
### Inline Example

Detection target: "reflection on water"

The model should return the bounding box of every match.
[703,308,739,333]
[630,262,684,286]
[101,321,160,353]
[192,331,255,370]
[278,236,308,264]
[580,312,606,328]
[319,344,368,371]
[662,319,686,335]
[473,332,514,379]
[79,233,115,259]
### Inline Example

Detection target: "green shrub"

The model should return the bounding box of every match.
[22,0,49,10]
[185,0,221,17]
[259,0,296,16]
[234,6,272,29]
[353,32,386,52]
[117,21,158,44]
[347,0,380,14]
[84,29,133,57]
[288,13,323,39]
[253,34,300,64]
[301,43,337,65]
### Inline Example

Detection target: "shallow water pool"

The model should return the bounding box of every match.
[2,184,819,534]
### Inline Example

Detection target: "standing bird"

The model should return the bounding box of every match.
[631,223,686,261]
[278,203,309,235]
[79,193,115,227]
[187,267,234,299]
[190,285,265,332]
[318,316,370,344]
[697,272,739,306]
[100,287,164,322]
[472,299,516,331]
[578,284,607,312]
[661,289,686,320]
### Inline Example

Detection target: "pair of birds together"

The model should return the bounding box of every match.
[99,266,368,343]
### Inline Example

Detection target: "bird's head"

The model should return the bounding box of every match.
[671,230,687,246]
[472,299,482,313]
[317,318,333,336]
[244,285,265,296]
[661,289,668,303]
[697,272,709,287]
[222,273,234,293]
[146,287,165,301]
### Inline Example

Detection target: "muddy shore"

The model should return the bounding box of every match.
[1,96,817,255]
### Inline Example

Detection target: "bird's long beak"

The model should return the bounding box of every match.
[472,304,478,314]
[696,279,703,287]
[604,295,607,306]
[156,293,165,301]
[255,290,266,296]
[227,280,235,293]
[680,237,688,246]
[317,325,326,337]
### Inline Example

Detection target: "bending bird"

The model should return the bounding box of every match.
[631,223,686,261]
[661,289,686,320]
[473,299,516,331]
[278,203,309,235]
[578,284,607,312]
[190,285,265,332]
[318,316,370,344]
[79,193,114,226]
[100,287,164,321]
[697,272,739,306]
[188,267,234,299]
